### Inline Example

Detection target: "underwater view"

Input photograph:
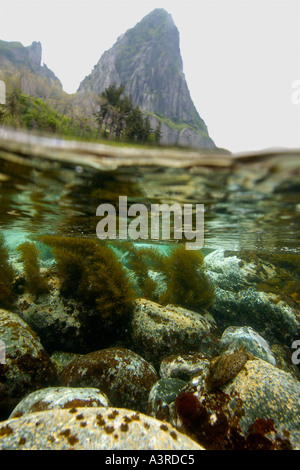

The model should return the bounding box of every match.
[0,126,299,451]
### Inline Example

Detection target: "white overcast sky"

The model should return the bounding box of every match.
[0,0,299,153]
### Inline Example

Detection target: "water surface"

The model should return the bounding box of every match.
[0,126,299,255]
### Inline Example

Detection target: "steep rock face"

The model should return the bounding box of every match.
[0,40,42,70]
[27,41,42,70]
[78,9,215,148]
[0,39,63,98]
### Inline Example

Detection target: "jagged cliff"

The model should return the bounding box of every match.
[0,39,63,98]
[78,9,215,148]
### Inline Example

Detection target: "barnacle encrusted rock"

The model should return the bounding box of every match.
[0,407,205,450]
[59,347,158,412]
[0,309,57,420]
[131,298,219,367]
[204,250,300,343]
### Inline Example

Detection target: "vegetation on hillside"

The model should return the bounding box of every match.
[0,88,93,137]
[0,84,162,144]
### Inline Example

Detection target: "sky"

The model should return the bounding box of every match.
[0,0,299,153]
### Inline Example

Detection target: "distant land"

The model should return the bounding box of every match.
[0,9,218,150]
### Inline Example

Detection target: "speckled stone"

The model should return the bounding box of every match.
[0,309,57,420]
[16,290,85,353]
[204,249,260,291]
[9,387,109,418]
[131,298,219,367]
[0,407,205,450]
[60,347,159,413]
[224,360,300,438]
[176,358,300,450]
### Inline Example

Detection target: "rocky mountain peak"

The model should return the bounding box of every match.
[0,39,63,97]
[27,41,42,70]
[78,9,215,148]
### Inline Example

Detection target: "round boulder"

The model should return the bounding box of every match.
[9,386,109,418]
[0,407,205,450]
[60,347,159,413]
[148,378,186,421]
[131,298,219,367]
[175,358,300,450]
[220,325,276,365]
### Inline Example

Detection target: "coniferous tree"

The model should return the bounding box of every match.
[94,83,161,144]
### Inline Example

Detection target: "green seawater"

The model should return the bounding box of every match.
[0,128,299,252]
[0,126,299,448]
[0,126,299,319]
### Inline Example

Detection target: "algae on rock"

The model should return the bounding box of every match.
[0,233,16,309]
[37,235,136,322]
[110,242,215,312]
[17,241,50,296]
[159,245,215,311]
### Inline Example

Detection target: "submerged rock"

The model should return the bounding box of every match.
[204,250,260,291]
[220,326,276,365]
[59,347,158,413]
[0,407,204,450]
[15,268,133,355]
[175,358,300,450]
[9,387,109,418]
[147,378,186,421]
[16,291,102,354]
[50,351,83,377]
[159,353,210,382]
[131,298,219,367]
[0,309,57,420]
[211,286,300,343]
[204,250,300,344]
